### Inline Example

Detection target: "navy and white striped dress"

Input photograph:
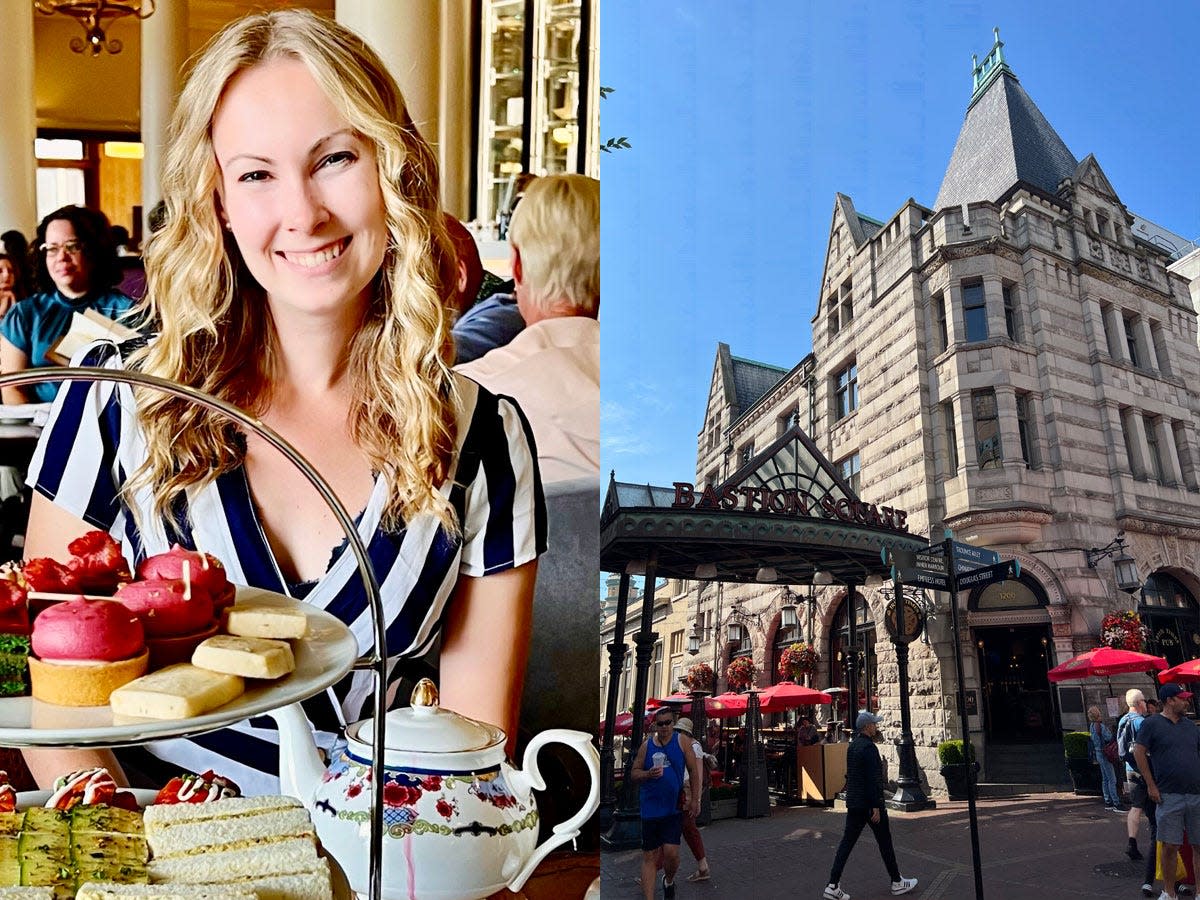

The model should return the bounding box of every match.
[26,343,547,794]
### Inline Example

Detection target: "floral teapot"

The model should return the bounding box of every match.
[270,679,599,900]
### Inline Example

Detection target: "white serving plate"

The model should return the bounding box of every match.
[14,789,352,899]
[0,588,358,747]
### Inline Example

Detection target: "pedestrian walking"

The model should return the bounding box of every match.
[822,711,918,900]
[1133,684,1200,900]
[1120,689,1151,861]
[632,708,702,900]
[674,717,713,882]
[1088,705,1124,811]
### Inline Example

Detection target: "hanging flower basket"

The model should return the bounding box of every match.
[1101,610,1148,652]
[726,656,758,691]
[778,642,819,681]
[683,662,714,692]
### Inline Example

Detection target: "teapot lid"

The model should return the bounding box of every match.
[355,678,506,754]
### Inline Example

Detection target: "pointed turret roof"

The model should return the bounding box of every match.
[934,29,1078,211]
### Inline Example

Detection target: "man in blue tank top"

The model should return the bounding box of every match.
[632,708,701,899]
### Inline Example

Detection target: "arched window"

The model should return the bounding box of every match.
[1140,573,1200,668]
[969,573,1049,611]
[829,592,877,712]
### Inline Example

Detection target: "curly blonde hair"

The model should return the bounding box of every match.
[128,8,459,533]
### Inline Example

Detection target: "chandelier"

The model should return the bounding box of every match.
[34,1,156,57]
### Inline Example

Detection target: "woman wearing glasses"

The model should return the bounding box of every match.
[0,205,134,404]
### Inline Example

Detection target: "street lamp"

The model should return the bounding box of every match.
[1085,532,1141,594]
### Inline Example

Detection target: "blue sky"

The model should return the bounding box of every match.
[600,2,1200,490]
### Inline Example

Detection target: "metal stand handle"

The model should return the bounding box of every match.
[0,366,389,900]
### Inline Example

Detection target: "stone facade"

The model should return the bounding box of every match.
[649,41,1200,795]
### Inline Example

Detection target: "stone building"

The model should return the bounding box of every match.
[664,32,1200,791]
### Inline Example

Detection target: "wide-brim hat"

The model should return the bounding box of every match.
[675,717,694,736]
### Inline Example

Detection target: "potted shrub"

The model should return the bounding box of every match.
[937,739,979,800]
[1063,730,1101,795]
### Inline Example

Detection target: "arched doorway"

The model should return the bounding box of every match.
[970,575,1055,743]
[1140,572,1200,668]
[829,592,876,714]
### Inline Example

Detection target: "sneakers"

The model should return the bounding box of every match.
[1142,885,1154,898]
[891,877,918,896]
[1127,843,1144,861]
[662,874,675,900]
[822,886,850,900]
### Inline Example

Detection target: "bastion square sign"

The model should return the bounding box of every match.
[670,480,911,535]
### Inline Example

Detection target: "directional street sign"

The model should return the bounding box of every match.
[918,540,1000,574]
[956,560,1018,591]
[891,548,951,590]
[898,567,950,591]
[886,544,1017,592]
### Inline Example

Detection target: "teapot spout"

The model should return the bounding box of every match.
[269,701,326,806]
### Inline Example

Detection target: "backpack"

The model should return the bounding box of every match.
[1116,713,1138,767]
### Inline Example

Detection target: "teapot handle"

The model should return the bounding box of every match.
[506,728,600,893]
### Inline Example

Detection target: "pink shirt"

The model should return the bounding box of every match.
[457,316,599,485]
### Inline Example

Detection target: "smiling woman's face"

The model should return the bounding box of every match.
[211,58,389,323]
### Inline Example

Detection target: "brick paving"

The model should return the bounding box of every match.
[601,793,1174,899]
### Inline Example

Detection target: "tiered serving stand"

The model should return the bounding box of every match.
[0,367,390,900]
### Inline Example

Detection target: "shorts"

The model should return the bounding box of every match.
[1127,776,1150,810]
[1154,793,1200,845]
[641,813,683,851]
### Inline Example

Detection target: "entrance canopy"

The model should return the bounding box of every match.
[601,425,927,583]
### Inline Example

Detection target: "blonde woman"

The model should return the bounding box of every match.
[22,9,544,794]
[1088,705,1123,811]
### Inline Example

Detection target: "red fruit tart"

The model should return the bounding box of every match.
[138,545,237,612]
[29,599,148,706]
[154,769,241,805]
[116,578,217,668]
[66,530,132,594]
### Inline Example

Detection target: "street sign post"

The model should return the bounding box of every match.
[956,560,1018,591]
[884,537,999,899]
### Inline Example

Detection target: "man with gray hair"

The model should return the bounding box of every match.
[456,174,599,486]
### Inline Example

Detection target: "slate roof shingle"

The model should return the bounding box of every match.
[934,71,1078,211]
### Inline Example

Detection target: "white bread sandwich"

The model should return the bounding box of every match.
[142,798,300,831]
[141,797,330,900]
[146,839,317,884]
[0,889,55,900]
[144,809,313,860]
[76,884,256,900]
[183,869,329,900]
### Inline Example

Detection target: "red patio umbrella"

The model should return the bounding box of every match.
[1157,659,1200,684]
[599,710,634,736]
[710,691,749,716]
[1046,646,1167,682]
[759,681,832,713]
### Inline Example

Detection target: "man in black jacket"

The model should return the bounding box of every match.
[822,712,918,900]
